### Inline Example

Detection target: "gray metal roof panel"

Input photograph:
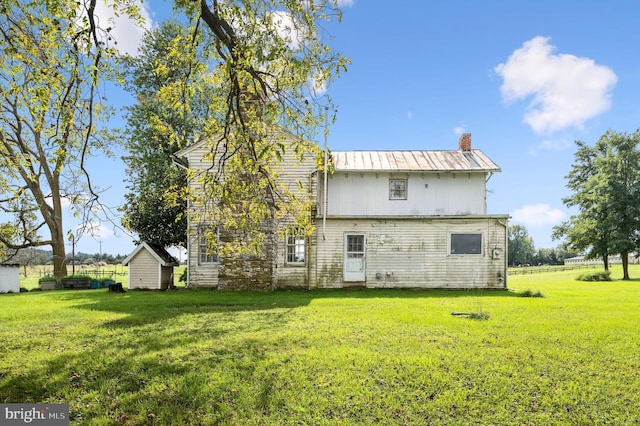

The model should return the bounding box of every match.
[331,150,500,172]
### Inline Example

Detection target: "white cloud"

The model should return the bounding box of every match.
[78,222,114,240]
[44,195,72,210]
[270,11,303,50]
[495,36,617,134]
[538,136,573,151]
[511,203,566,227]
[454,126,465,135]
[306,74,327,97]
[93,0,153,56]
[337,0,355,6]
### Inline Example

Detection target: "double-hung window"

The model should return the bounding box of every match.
[285,228,306,264]
[199,226,219,264]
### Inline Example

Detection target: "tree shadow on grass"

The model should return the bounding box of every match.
[0,291,295,423]
[58,287,522,328]
[1,286,526,423]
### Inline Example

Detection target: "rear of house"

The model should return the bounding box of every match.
[312,217,507,289]
[175,132,508,290]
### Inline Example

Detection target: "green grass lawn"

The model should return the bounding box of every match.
[1,266,639,425]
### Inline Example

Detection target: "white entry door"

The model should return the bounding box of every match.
[344,234,366,282]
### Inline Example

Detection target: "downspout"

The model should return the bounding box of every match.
[318,107,329,289]
[308,172,314,291]
[323,107,328,240]
[484,172,494,214]
[497,218,508,289]
[172,154,191,288]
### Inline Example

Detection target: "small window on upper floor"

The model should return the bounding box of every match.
[389,179,407,200]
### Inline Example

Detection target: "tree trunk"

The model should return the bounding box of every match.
[621,251,630,280]
[603,255,609,271]
[51,223,68,279]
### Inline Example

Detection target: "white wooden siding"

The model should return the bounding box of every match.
[326,172,487,217]
[314,217,507,289]
[176,136,508,290]
[269,144,317,289]
[0,265,20,293]
[128,249,160,289]
[180,132,317,288]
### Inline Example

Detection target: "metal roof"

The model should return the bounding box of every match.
[331,150,500,172]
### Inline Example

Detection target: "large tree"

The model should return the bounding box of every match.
[552,129,640,279]
[120,21,222,248]
[508,224,535,266]
[0,1,143,277]
[146,1,349,255]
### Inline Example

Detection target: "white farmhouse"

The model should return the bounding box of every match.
[173,133,509,290]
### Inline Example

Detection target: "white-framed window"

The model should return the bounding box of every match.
[199,226,219,264]
[389,178,407,200]
[450,233,482,255]
[285,228,306,264]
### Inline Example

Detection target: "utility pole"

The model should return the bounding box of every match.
[71,234,75,275]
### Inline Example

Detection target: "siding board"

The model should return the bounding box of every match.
[315,218,507,289]
[129,250,159,289]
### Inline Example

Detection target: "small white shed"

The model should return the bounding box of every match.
[0,264,20,293]
[122,242,179,290]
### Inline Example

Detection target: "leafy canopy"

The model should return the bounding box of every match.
[148,1,349,255]
[0,0,144,275]
[553,129,640,279]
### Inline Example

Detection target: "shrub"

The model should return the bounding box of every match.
[60,274,93,282]
[38,275,58,283]
[519,289,544,298]
[577,270,612,282]
[451,311,490,320]
[468,311,490,320]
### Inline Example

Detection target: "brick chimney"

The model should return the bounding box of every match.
[459,133,472,151]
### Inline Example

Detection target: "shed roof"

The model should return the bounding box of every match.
[122,242,179,267]
[331,150,500,173]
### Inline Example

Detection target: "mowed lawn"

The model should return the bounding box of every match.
[1,266,638,425]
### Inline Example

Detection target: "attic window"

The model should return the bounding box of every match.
[389,179,407,200]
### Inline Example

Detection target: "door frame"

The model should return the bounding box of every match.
[343,233,366,282]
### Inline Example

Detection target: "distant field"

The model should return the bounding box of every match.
[1,265,638,425]
[18,264,186,290]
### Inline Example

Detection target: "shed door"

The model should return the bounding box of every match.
[344,234,366,282]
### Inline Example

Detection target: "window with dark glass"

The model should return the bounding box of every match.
[450,233,482,255]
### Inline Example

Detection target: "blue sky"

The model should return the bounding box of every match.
[75,0,640,256]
